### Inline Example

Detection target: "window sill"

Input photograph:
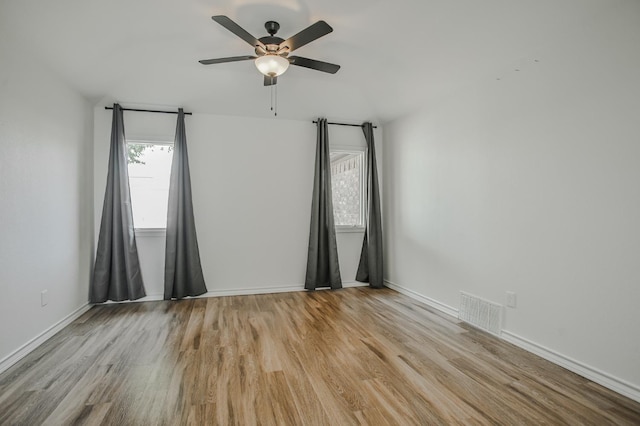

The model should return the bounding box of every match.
[336,226,365,234]
[134,228,166,237]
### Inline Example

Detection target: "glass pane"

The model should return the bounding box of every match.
[127,143,173,228]
[331,151,363,226]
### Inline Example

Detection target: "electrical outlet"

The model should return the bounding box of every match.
[506,291,517,308]
[41,290,48,307]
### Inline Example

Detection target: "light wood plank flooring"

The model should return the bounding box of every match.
[1,287,639,425]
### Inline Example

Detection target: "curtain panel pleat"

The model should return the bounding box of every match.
[356,122,384,288]
[164,109,207,300]
[90,104,146,303]
[305,118,342,290]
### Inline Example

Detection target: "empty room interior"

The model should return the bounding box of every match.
[1,0,640,424]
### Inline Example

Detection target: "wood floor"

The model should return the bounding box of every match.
[1,288,639,425]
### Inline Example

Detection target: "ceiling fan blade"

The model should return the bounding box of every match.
[288,56,340,74]
[199,55,257,65]
[279,21,333,53]
[212,15,265,49]
[264,75,278,86]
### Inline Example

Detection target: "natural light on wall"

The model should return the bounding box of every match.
[127,141,173,229]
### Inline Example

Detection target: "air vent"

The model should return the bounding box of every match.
[459,292,503,336]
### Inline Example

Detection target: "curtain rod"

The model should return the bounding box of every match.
[104,106,193,115]
[312,120,377,129]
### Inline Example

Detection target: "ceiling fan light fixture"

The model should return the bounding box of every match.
[255,55,290,77]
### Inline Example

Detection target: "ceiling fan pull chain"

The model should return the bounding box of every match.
[270,83,274,112]
[275,84,278,117]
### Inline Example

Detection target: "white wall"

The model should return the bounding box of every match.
[383,2,640,395]
[0,34,94,362]
[94,109,382,297]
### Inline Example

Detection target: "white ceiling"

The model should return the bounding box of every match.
[0,0,612,123]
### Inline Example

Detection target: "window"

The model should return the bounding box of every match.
[127,141,173,229]
[330,148,366,230]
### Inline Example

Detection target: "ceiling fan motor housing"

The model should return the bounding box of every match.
[255,37,286,55]
[256,21,288,56]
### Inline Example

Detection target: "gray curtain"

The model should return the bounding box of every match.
[305,118,342,290]
[356,122,384,288]
[164,109,207,300]
[90,104,146,303]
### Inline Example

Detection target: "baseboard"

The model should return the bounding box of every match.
[342,281,369,288]
[106,281,370,303]
[0,303,91,375]
[501,330,640,403]
[384,279,640,404]
[200,281,367,297]
[384,279,459,318]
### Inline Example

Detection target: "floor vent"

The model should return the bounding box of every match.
[459,292,503,336]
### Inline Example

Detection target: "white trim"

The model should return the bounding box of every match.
[105,281,370,303]
[342,281,369,288]
[126,137,174,145]
[335,226,366,233]
[134,228,166,237]
[200,284,303,298]
[0,303,91,375]
[501,330,640,403]
[330,144,366,151]
[384,279,640,403]
[384,279,459,318]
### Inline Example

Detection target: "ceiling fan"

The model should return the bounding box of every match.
[199,15,340,86]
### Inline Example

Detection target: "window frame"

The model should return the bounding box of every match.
[126,138,174,234]
[330,145,367,233]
